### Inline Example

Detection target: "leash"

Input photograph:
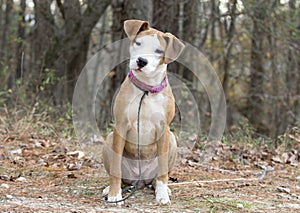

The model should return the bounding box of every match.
[137,91,148,182]
[103,91,148,204]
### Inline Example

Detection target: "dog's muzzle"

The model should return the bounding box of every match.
[137,57,148,68]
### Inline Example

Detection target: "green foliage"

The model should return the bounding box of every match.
[0,65,75,140]
[205,196,253,211]
[0,61,9,77]
[223,121,273,148]
[0,90,11,106]
[38,68,63,92]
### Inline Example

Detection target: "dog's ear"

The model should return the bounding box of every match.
[163,33,185,64]
[124,20,150,41]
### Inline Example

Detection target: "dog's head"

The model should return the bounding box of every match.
[124,20,185,76]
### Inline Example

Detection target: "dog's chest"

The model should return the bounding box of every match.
[125,91,166,144]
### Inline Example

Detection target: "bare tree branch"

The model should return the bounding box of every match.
[56,0,65,19]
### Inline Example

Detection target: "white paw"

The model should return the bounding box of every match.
[155,180,171,205]
[167,186,171,195]
[102,186,110,196]
[104,187,124,205]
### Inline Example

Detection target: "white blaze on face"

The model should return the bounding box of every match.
[129,34,166,78]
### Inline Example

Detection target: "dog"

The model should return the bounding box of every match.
[102,19,185,204]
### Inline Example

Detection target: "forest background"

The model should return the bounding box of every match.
[0,0,299,153]
[0,0,300,211]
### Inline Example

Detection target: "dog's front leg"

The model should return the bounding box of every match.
[156,128,171,204]
[108,129,125,204]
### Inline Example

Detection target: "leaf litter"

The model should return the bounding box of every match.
[0,115,299,212]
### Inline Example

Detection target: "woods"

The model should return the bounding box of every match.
[0,0,300,211]
[0,0,299,141]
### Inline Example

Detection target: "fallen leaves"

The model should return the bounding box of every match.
[15,177,27,182]
[1,108,299,212]
[0,132,91,184]
[67,151,85,160]
[67,173,78,179]
[277,186,291,194]
[0,183,10,189]
[67,162,82,171]
[184,131,300,170]
[272,151,298,166]
[0,174,23,182]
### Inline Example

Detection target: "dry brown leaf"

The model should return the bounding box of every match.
[67,151,85,159]
[277,186,291,194]
[281,152,289,163]
[271,155,282,163]
[67,173,77,179]
[67,162,82,171]
[288,155,298,167]
[40,140,51,148]
[287,133,300,143]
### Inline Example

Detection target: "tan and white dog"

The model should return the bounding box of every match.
[103,20,185,204]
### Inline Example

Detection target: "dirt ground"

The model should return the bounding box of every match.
[0,128,300,212]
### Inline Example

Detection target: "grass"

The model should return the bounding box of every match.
[201,196,253,212]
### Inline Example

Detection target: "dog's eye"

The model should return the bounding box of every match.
[155,49,164,54]
[135,41,141,46]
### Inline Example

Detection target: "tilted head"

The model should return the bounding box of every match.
[124,20,185,77]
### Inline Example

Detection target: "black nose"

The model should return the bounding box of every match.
[137,57,148,68]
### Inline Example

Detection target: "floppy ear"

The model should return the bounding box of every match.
[124,20,150,41]
[163,33,185,64]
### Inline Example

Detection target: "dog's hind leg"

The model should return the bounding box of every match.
[102,132,113,175]
[168,131,177,172]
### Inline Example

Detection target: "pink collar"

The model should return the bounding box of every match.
[128,70,168,94]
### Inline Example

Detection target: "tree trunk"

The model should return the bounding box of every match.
[1,0,13,89]
[222,0,238,128]
[222,0,237,98]
[15,0,26,80]
[97,0,153,129]
[209,0,218,62]
[268,21,280,139]
[0,0,4,52]
[244,0,270,133]
[33,0,110,104]
[181,0,198,81]
[152,0,179,35]
[152,0,180,76]
[0,0,13,61]
[288,0,300,130]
